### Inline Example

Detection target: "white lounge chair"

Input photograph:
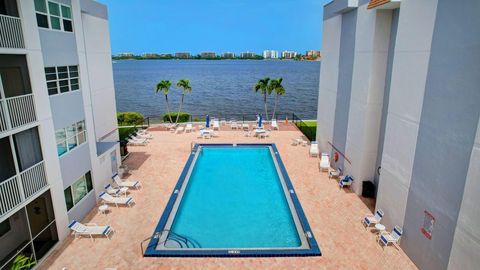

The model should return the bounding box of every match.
[113,175,141,189]
[185,123,193,133]
[135,131,153,139]
[137,129,150,135]
[175,126,185,134]
[363,209,384,230]
[127,137,147,146]
[231,121,239,130]
[213,120,220,130]
[339,175,353,188]
[259,131,270,139]
[68,220,113,240]
[309,141,319,157]
[319,153,330,171]
[271,119,279,130]
[105,184,128,197]
[242,123,250,131]
[378,226,403,249]
[99,192,135,207]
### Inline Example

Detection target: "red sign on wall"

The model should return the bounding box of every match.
[421,210,435,240]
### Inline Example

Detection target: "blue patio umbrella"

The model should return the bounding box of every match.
[258,114,263,128]
[206,114,210,128]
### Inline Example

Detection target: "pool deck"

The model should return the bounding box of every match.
[39,123,418,269]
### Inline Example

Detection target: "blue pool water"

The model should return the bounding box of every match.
[170,146,301,248]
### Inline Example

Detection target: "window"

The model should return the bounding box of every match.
[0,219,11,238]
[35,0,73,32]
[55,120,87,156]
[64,172,93,211]
[44,66,79,95]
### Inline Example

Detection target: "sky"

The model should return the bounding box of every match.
[98,0,330,55]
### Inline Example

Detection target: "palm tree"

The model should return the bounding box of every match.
[155,80,173,123]
[175,79,192,124]
[269,78,286,120]
[254,77,271,121]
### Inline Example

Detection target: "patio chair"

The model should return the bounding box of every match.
[68,220,113,240]
[105,184,128,197]
[309,141,319,157]
[339,175,353,188]
[175,126,185,134]
[113,174,141,189]
[363,209,384,230]
[99,192,135,207]
[185,123,193,133]
[231,121,239,130]
[127,137,147,146]
[319,153,330,171]
[328,167,342,179]
[271,119,279,130]
[378,226,403,250]
[213,120,220,130]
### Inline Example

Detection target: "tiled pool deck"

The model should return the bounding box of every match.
[39,123,417,269]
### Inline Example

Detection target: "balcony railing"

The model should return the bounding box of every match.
[0,14,25,49]
[0,161,47,218]
[0,94,37,134]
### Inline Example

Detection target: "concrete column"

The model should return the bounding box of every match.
[343,5,392,194]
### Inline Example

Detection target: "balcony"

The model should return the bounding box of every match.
[0,93,37,134]
[0,14,24,49]
[0,161,48,218]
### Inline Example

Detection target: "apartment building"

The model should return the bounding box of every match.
[175,52,190,59]
[222,52,234,58]
[316,0,479,269]
[200,52,216,58]
[0,0,119,268]
[281,51,297,59]
[263,50,278,59]
[240,51,256,58]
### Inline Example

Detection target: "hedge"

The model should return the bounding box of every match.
[117,112,144,126]
[163,112,191,123]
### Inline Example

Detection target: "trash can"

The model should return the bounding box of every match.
[362,181,375,198]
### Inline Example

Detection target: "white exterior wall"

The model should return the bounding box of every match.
[344,5,391,193]
[375,0,438,228]
[448,117,480,269]
[316,15,342,152]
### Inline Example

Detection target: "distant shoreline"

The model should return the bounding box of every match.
[112,58,321,62]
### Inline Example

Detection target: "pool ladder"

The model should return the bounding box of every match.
[163,230,202,248]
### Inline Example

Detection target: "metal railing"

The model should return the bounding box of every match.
[0,14,25,49]
[0,161,48,218]
[292,113,316,141]
[0,94,37,133]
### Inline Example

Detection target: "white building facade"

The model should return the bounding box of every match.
[263,50,278,59]
[0,0,120,268]
[316,0,480,269]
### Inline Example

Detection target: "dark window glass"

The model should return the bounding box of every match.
[47,81,58,95]
[44,67,56,73]
[0,137,16,182]
[34,0,47,13]
[48,2,60,16]
[13,128,43,171]
[86,172,93,192]
[68,66,78,72]
[69,71,78,78]
[58,72,68,79]
[45,73,56,81]
[63,20,73,32]
[36,13,49,28]
[57,66,67,72]
[0,219,10,237]
[64,187,73,211]
[59,80,69,93]
[32,221,58,260]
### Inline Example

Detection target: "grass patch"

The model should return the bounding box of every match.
[295,120,317,141]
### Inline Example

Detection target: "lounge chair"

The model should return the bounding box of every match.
[185,123,193,133]
[319,153,330,171]
[231,121,239,130]
[328,167,342,179]
[175,126,185,134]
[137,129,150,135]
[271,119,279,130]
[113,175,141,189]
[99,192,135,207]
[363,209,384,230]
[213,120,220,130]
[127,137,147,146]
[105,184,128,197]
[259,131,270,139]
[68,220,113,240]
[309,141,319,157]
[339,175,353,188]
[378,226,403,249]
[242,123,250,131]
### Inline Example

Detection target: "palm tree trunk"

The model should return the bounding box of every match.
[165,95,173,123]
[264,92,269,121]
[175,94,184,124]
[272,94,278,120]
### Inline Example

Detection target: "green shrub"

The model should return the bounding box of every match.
[118,127,137,142]
[163,112,191,123]
[117,112,144,126]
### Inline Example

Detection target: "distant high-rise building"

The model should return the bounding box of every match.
[240,51,256,58]
[222,52,235,58]
[200,52,216,58]
[263,50,279,59]
[306,50,321,58]
[142,52,159,58]
[118,52,134,57]
[175,52,191,59]
[281,51,297,59]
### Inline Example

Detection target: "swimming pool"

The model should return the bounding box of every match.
[144,144,320,257]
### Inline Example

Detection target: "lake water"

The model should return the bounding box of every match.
[113,60,320,120]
